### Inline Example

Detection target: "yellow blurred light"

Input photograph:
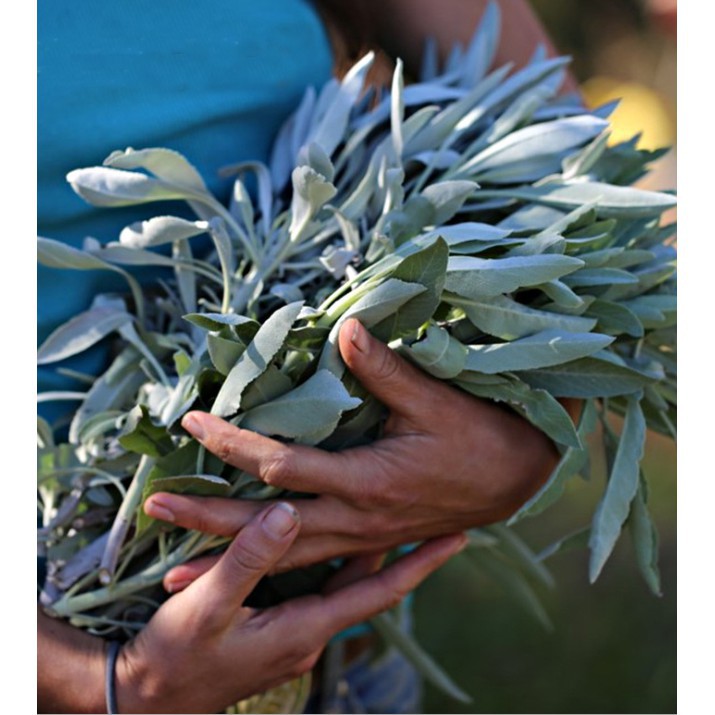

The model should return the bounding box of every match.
[581,77,675,150]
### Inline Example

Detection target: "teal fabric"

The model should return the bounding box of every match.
[38,0,333,399]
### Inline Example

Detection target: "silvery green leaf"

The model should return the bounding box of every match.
[487,523,555,590]
[535,280,586,311]
[118,405,173,458]
[460,0,500,86]
[289,165,338,239]
[84,243,180,268]
[38,236,111,271]
[391,59,405,158]
[445,254,583,299]
[173,239,197,314]
[37,391,87,403]
[270,85,316,189]
[372,237,449,341]
[537,527,591,561]
[623,295,677,328]
[405,66,511,155]
[562,130,610,180]
[38,307,132,365]
[403,325,468,379]
[472,56,570,119]
[509,400,597,522]
[239,369,361,442]
[370,612,471,704]
[339,159,378,221]
[298,142,335,183]
[119,216,209,248]
[68,349,146,445]
[420,181,478,223]
[211,301,303,417]
[450,293,596,340]
[456,375,580,449]
[270,283,305,304]
[207,333,245,376]
[37,416,54,449]
[519,354,654,397]
[228,178,255,232]
[66,167,192,207]
[319,279,427,376]
[497,205,568,232]
[104,147,208,193]
[307,52,374,157]
[331,210,361,253]
[206,218,236,311]
[628,475,662,595]
[464,548,552,630]
[240,365,293,411]
[463,86,550,159]
[506,233,565,257]
[586,300,644,338]
[562,267,638,288]
[481,180,676,218]
[464,330,612,374]
[425,222,511,246]
[409,150,461,169]
[219,160,274,232]
[183,313,258,333]
[589,393,646,582]
[538,202,598,237]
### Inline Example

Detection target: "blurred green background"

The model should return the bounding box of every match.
[415,1,676,713]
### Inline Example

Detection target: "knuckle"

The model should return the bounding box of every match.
[376,349,401,383]
[260,449,295,487]
[225,537,267,576]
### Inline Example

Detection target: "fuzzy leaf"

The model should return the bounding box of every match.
[211,302,303,417]
[589,393,646,582]
[119,216,209,248]
[464,330,612,374]
[38,307,132,365]
[239,370,361,443]
[445,254,583,298]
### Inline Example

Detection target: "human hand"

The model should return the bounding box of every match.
[113,501,465,714]
[145,319,564,583]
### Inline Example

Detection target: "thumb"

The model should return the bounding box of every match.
[338,318,437,415]
[200,502,300,612]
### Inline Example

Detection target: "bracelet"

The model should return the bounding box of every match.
[105,640,121,715]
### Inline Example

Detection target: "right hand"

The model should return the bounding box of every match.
[116,501,466,714]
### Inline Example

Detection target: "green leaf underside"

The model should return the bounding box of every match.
[589,394,647,582]
[211,302,303,417]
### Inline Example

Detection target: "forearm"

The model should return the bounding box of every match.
[38,607,106,714]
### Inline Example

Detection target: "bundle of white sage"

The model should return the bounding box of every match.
[37,2,676,705]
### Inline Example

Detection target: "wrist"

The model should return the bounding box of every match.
[114,640,162,714]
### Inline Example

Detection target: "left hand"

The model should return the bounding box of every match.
[145,318,562,586]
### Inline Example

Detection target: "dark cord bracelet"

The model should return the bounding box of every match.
[105,640,121,715]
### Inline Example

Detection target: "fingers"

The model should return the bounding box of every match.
[338,318,441,418]
[322,552,387,594]
[163,554,220,593]
[180,412,380,500]
[197,501,301,610]
[144,493,351,540]
[283,534,467,639]
[145,493,265,536]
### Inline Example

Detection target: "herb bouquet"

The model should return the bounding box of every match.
[38,2,676,708]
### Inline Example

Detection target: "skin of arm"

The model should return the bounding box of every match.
[38,504,465,714]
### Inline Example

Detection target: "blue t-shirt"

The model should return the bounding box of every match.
[38,0,333,396]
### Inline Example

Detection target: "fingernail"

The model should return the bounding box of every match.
[262,502,299,539]
[182,412,205,440]
[349,320,370,354]
[166,579,192,594]
[145,496,176,523]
